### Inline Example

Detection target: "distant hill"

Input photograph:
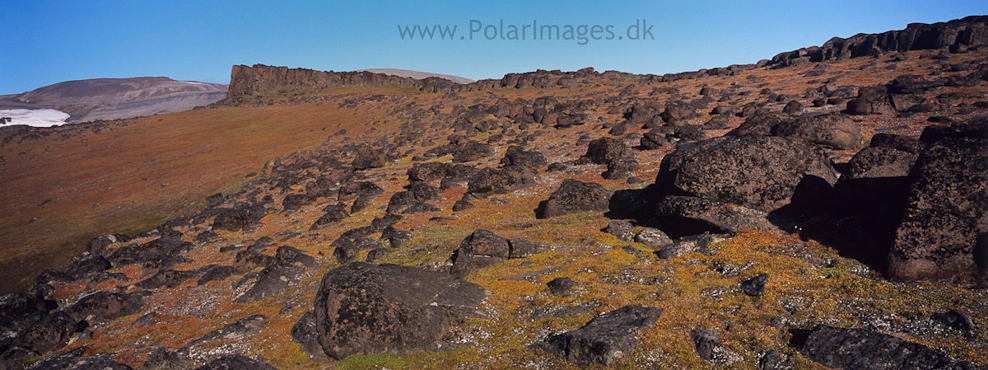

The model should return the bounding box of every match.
[0,77,228,123]
[358,68,474,84]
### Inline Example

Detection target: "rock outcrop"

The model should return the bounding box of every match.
[770,15,988,68]
[307,263,488,360]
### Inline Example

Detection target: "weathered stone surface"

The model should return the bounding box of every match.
[741,273,770,296]
[539,305,662,366]
[604,220,634,242]
[191,354,279,370]
[310,263,487,360]
[540,179,611,218]
[654,195,768,234]
[844,146,919,179]
[25,348,133,370]
[773,112,861,150]
[888,135,988,280]
[796,325,980,370]
[846,85,895,115]
[546,277,580,297]
[656,136,837,212]
[635,227,673,250]
[466,166,537,198]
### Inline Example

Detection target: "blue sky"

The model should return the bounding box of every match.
[1,0,986,94]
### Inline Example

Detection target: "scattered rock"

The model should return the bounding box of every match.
[795,325,980,369]
[741,273,770,296]
[846,85,895,115]
[654,135,837,212]
[773,112,862,150]
[539,179,611,218]
[635,227,673,250]
[538,305,662,366]
[191,354,279,370]
[888,132,988,280]
[466,166,537,198]
[604,220,635,242]
[546,277,579,297]
[307,263,488,360]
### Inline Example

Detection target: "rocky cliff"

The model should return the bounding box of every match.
[224,64,627,102]
[770,15,988,67]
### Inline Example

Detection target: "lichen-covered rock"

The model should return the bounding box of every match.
[797,325,980,370]
[655,135,838,212]
[888,134,988,280]
[309,263,487,360]
[540,179,611,218]
[538,305,662,366]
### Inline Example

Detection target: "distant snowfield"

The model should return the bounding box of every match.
[0,109,71,127]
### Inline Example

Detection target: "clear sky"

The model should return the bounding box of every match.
[2,0,986,94]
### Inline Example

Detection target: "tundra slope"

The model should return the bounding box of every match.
[2,15,988,370]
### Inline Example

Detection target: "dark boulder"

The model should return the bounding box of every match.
[191,355,279,370]
[656,135,837,212]
[466,166,537,198]
[846,85,895,115]
[500,146,548,170]
[639,131,669,150]
[24,348,133,370]
[546,277,580,297]
[888,135,988,280]
[65,292,142,324]
[726,112,792,137]
[407,162,449,182]
[282,193,314,212]
[635,227,674,250]
[660,100,701,124]
[603,220,634,242]
[795,325,980,370]
[653,195,768,235]
[539,179,611,218]
[538,305,662,366]
[583,137,632,165]
[457,230,509,259]
[844,146,919,179]
[308,263,487,360]
[212,205,268,232]
[773,112,862,150]
[740,273,770,296]
[452,141,495,163]
[691,328,722,362]
[351,146,386,170]
[310,204,350,231]
[107,238,194,269]
[337,181,384,201]
[782,100,803,115]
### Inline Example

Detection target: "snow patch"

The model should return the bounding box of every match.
[0,109,71,127]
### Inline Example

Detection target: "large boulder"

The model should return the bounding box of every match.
[500,146,548,170]
[309,263,487,360]
[351,146,386,170]
[653,195,769,235]
[660,100,701,124]
[583,137,632,165]
[656,135,838,212]
[845,85,895,115]
[450,230,545,277]
[796,325,980,369]
[538,305,662,366]
[540,179,612,218]
[773,112,862,150]
[466,166,537,198]
[888,134,988,280]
